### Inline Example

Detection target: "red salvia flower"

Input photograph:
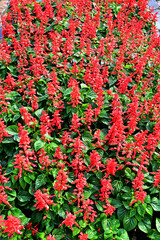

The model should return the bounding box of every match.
[129,190,147,206]
[69,83,81,107]
[59,211,79,231]
[40,110,52,140]
[52,109,63,129]
[34,189,55,211]
[152,168,160,188]
[20,107,37,127]
[0,118,10,143]
[88,150,103,172]
[92,129,106,150]
[70,113,82,134]
[46,234,56,240]
[37,148,51,170]
[99,178,113,202]
[102,158,119,177]
[0,216,4,231]
[54,169,70,191]
[18,123,31,152]
[78,232,88,240]
[75,199,97,222]
[0,186,12,208]
[83,104,95,130]
[60,131,71,149]
[103,200,116,216]
[2,215,24,238]
[71,173,89,207]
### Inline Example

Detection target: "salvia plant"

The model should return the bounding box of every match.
[0,0,160,239]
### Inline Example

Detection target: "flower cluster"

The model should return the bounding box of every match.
[0,0,160,239]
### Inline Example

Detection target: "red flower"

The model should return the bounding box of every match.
[59,211,79,231]
[2,215,24,238]
[40,110,52,140]
[78,232,88,240]
[152,168,160,187]
[99,178,113,202]
[46,234,56,240]
[89,150,103,172]
[69,83,81,107]
[0,118,10,143]
[102,158,119,177]
[13,152,34,179]
[52,110,63,129]
[0,186,12,208]
[54,169,70,191]
[20,107,37,127]
[92,129,106,150]
[38,147,51,170]
[70,113,82,134]
[0,216,4,231]
[71,173,89,207]
[129,190,147,206]
[60,131,70,149]
[26,223,38,236]
[75,199,97,222]
[34,189,55,211]
[103,201,115,216]
[18,123,31,152]
[83,104,95,130]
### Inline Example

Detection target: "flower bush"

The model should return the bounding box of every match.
[0,0,160,239]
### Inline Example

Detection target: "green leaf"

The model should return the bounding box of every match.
[122,192,132,200]
[81,83,89,89]
[148,230,160,239]
[82,131,93,142]
[102,217,110,231]
[63,88,72,98]
[34,140,44,152]
[17,190,32,202]
[58,208,65,218]
[35,108,44,118]
[117,229,129,240]
[79,220,87,228]
[87,89,97,99]
[86,229,98,239]
[37,94,48,102]
[156,218,160,232]
[24,176,31,184]
[146,205,153,216]
[49,142,59,149]
[112,180,123,193]
[19,178,27,190]
[13,114,20,122]
[130,208,136,217]
[104,232,113,239]
[151,197,160,211]
[111,199,122,208]
[123,216,137,231]
[138,217,151,233]
[117,206,128,221]
[96,202,104,212]
[145,195,151,203]
[73,227,80,237]
[35,174,47,190]
[137,204,146,217]
[5,125,18,135]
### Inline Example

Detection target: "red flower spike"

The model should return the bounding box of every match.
[33,189,55,211]
[59,211,79,231]
[46,234,56,240]
[2,215,24,238]
[78,232,88,240]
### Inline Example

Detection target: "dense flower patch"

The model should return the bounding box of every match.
[0,0,160,239]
